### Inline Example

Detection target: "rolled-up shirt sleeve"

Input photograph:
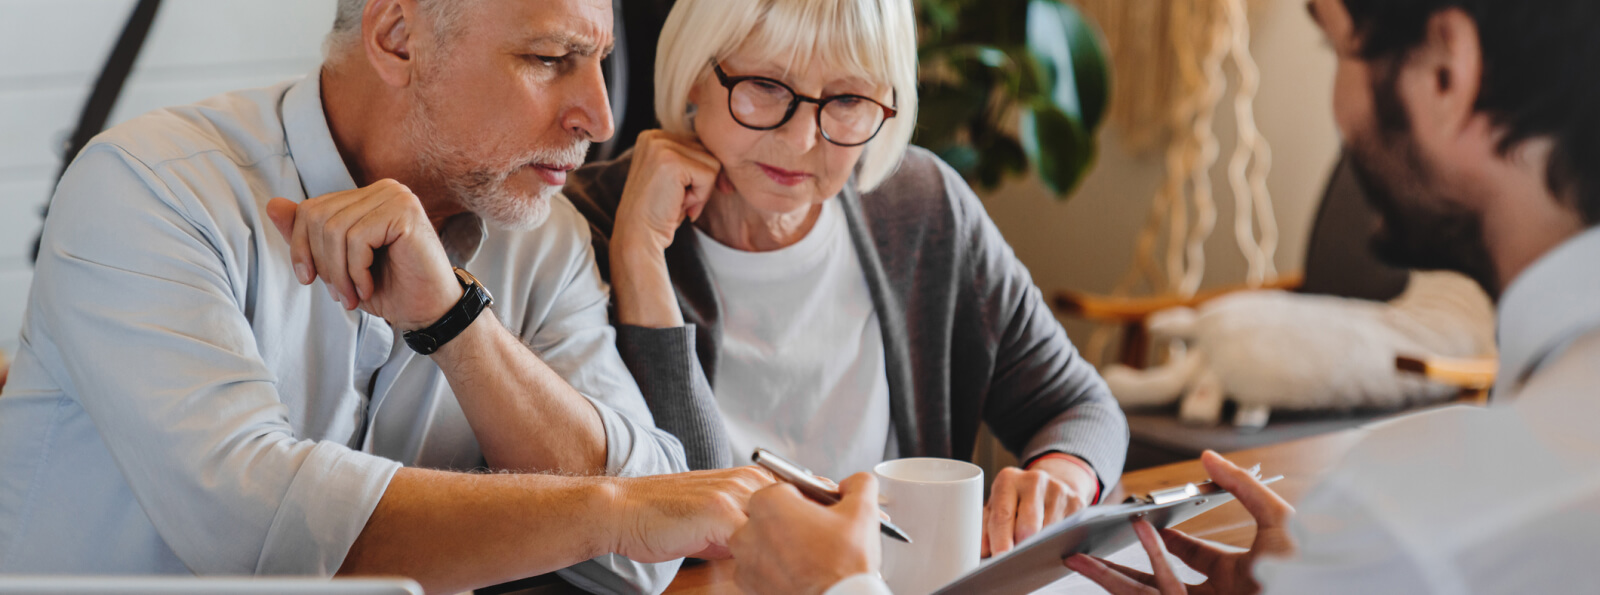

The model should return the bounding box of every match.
[519,200,688,594]
[30,146,401,574]
[522,201,689,480]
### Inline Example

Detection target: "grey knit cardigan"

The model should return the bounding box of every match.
[564,146,1129,497]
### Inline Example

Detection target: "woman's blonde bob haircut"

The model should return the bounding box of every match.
[654,0,919,193]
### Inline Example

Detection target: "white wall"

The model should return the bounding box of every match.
[980,0,1342,352]
[0,0,334,356]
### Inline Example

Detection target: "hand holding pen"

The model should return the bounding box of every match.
[729,466,891,595]
[751,448,912,543]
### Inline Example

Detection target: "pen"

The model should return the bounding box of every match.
[752,448,913,544]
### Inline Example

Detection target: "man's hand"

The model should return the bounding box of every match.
[728,472,884,595]
[1063,451,1297,594]
[607,466,775,563]
[983,455,1096,557]
[265,180,459,331]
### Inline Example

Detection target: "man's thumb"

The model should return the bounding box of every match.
[265,198,297,241]
[838,472,880,517]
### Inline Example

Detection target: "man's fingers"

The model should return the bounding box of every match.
[1200,451,1294,529]
[1132,519,1187,593]
[317,200,375,310]
[1063,554,1157,595]
[300,190,365,305]
[1157,527,1222,572]
[750,482,810,512]
[288,201,316,286]
[265,198,298,244]
[1098,558,1162,588]
[836,472,879,521]
[345,203,401,304]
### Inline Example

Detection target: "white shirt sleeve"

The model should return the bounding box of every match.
[515,199,688,594]
[28,145,400,574]
[519,198,689,480]
[824,573,895,595]
[1253,482,1434,593]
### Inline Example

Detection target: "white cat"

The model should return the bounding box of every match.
[1102,271,1496,428]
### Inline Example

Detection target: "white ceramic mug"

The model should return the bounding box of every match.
[874,458,984,595]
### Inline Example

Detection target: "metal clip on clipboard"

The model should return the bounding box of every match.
[1123,463,1284,506]
[933,463,1287,594]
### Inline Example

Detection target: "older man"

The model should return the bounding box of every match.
[731,0,1600,593]
[0,1,770,593]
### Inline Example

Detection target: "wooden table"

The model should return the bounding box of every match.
[660,428,1369,594]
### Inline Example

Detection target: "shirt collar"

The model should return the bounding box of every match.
[1494,225,1600,397]
[283,67,358,200]
[439,212,487,268]
[282,67,488,268]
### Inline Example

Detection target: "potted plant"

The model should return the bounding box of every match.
[915,0,1110,198]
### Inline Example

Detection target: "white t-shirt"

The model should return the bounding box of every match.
[695,198,895,480]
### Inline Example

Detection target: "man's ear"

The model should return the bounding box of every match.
[362,0,415,88]
[1408,8,1484,142]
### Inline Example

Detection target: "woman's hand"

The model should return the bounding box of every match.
[613,130,723,255]
[982,456,1097,557]
[610,130,724,328]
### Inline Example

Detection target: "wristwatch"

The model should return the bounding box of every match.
[402,267,494,355]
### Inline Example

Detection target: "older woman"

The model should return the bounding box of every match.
[566,0,1128,557]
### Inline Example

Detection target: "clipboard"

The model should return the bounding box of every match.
[933,467,1283,595]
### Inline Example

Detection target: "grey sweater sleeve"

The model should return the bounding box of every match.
[942,163,1130,500]
[614,324,734,470]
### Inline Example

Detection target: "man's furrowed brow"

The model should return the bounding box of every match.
[522,33,614,58]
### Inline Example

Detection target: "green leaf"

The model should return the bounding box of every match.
[1024,0,1111,131]
[1019,102,1097,197]
[935,145,981,178]
[920,43,1013,70]
[914,82,990,148]
[914,0,1109,199]
[974,135,1028,189]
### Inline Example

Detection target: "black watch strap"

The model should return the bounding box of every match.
[403,268,494,355]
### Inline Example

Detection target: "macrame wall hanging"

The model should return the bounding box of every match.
[1074,0,1280,364]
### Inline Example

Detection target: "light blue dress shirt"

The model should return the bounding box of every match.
[0,70,687,594]
[1254,225,1600,593]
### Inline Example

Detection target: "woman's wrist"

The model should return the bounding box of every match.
[609,233,685,328]
[1028,454,1101,506]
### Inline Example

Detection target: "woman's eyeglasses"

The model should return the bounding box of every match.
[712,62,897,147]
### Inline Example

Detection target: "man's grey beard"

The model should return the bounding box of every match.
[406,98,589,230]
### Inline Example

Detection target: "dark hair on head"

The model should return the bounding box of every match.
[1341,0,1600,225]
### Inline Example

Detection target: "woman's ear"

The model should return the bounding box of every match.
[363,0,416,89]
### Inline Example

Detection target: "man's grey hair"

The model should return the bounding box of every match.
[324,0,474,57]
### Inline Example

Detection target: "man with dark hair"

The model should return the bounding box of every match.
[726,0,1600,592]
